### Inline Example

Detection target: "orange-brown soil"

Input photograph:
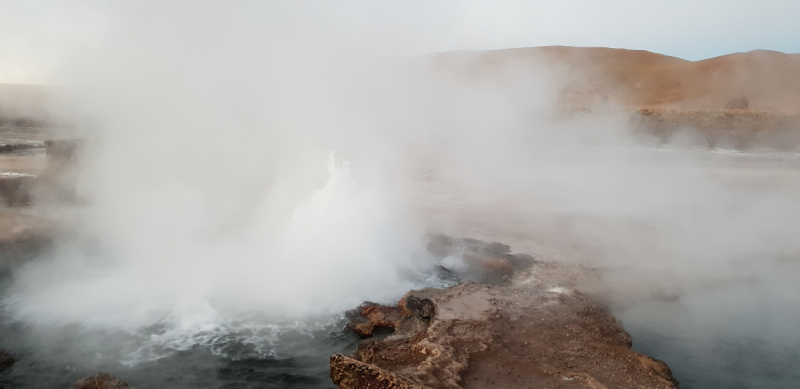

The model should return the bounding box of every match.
[433,47,800,150]
[433,46,800,112]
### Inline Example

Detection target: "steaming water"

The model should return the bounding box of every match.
[0,249,450,389]
[616,258,800,388]
[0,299,356,388]
[0,154,451,388]
[416,147,800,389]
[3,146,800,388]
[0,241,354,389]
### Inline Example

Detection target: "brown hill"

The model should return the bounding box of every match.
[433,47,800,112]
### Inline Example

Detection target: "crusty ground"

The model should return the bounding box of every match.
[628,108,800,150]
[334,253,679,389]
[74,373,136,389]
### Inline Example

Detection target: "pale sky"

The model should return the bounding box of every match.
[1,0,799,84]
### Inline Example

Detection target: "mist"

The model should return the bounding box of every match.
[0,2,798,386]
[8,3,437,331]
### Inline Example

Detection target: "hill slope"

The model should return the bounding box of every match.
[433,47,800,111]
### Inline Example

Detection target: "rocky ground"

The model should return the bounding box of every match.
[629,108,800,150]
[332,237,679,389]
[73,374,136,389]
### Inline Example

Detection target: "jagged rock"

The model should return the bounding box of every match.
[330,353,430,389]
[346,295,436,338]
[74,373,135,389]
[346,302,404,338]
[0,348,15,371]
[426,234,535,285]
[399,295,435,320]
[332,246,680,389]
[725,95,749,109]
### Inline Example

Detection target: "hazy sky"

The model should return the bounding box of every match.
[1,0,799,84]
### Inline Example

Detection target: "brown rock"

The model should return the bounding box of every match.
[725,95,749,109]
[346,295,435,338]
[332,253,680,389]
[0,348,15,371]
[74,373,135,389]
[330,353,430,389]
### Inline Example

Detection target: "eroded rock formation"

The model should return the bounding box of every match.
[332,238,679,389]
[346,295,435,338]
[74,373,135,389]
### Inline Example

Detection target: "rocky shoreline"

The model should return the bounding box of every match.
[332,238,679,389]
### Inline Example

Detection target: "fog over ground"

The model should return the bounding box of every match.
[0,2,798,379]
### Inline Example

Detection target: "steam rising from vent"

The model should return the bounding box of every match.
[2,2,800,375]
[10,152,422,330]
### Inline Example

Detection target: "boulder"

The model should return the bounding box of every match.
[74,373,135,389]
[725,95,749,109]
[0,348,15,371]
[345,295,435,338]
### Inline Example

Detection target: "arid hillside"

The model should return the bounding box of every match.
[434,46,800,112]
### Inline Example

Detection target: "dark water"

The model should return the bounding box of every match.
[3,242,799,388]
[0,340,351,389]
[0,244,358,389]
[0,308,357,389]
[615,260,800,389]
[0,234,487,389]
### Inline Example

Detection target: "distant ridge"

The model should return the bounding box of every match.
[433,46,800,112]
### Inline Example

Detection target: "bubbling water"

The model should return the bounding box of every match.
[3,153,430,365]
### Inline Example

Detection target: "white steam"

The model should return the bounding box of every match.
[4,3,437,358]
[2,2,799,377]
[11,154,420,331]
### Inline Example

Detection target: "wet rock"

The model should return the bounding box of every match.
[346,302,404,338]
[346,295,435,338]
[0,349,15,371]
[74,373,135,389]
[330,353,429,389]
[400,295,435,320]
[426,234,535,285]
[725,95,749,109]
